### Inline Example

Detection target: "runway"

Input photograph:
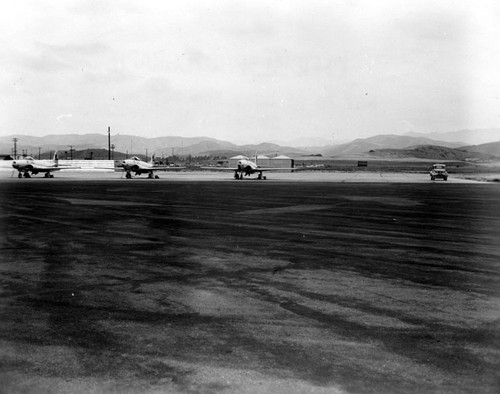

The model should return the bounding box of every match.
[0,178,499,393]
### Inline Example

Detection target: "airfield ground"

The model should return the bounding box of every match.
[0,172,499,393]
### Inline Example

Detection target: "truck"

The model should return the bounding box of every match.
[430,163,448,181]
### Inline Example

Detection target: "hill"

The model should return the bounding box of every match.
[320,134,464,157]
[459,141,500,157]
[0,134,309,158]
[405,128,500,145]
[368,145,498,161]
[2,130,497,159]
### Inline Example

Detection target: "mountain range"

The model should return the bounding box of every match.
[1,128,499,159]
[367,144,499,161]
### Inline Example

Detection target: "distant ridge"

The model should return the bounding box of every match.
[368,145,499,161]
[405,129,500,145]
[458,141,500,157]
[0,134,310,157]
[320,134,465,156]
[2,129,499,158]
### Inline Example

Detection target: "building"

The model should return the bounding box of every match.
[270,155,294,168]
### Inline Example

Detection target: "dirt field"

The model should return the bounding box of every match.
[0,175,499,393]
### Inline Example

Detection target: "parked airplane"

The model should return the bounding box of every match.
[12,152,77,178]
[203,156,294,180]
[121,156,184,179]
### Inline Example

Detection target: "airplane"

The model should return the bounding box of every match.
[12,152,78,178]
[121,156,184,179]
[202,155,295,180]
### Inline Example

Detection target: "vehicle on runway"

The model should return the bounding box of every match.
[430,163,448,181]
[12,152,77,178]
[121,156,184,179]
[202,156,294,180]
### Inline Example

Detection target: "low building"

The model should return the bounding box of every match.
[270,155,294,168]
[254,154,270,167]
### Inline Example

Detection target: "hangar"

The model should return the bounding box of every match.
[271,155,294,169]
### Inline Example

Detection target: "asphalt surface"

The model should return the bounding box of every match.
[0,177,499,393]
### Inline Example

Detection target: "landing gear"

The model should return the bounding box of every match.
[23,172,31,178]
[18,172,22,178]
[257,173,267,180]
[148,173,154,179]
[126,171,132,179]
[44,173,54,178]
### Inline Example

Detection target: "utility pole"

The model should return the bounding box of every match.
[108,126,111,160]
[111,144,115,160]
[12,138,18,159]
[69,145,74,160]
[38,147,41,159]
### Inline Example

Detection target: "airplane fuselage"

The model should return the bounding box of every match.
[235,159,266,179]
[121,157,162,178]
[12,157,59,178]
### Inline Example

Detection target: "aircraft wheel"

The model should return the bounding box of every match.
[155,175,159,179]
[126,172,132,179]
[263,176,267,180]
[24,172,31,178]
[18,173,22,178]
[50,174,54,178]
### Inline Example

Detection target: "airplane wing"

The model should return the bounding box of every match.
[148,166,185,171]
[200,166,237,171]
[32,165,80,171]
[201,166,294,171]
[126,166,185,174]
[252,167,295,171]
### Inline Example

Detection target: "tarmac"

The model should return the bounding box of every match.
[0,172,499,393]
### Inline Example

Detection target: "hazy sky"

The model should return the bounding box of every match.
[1,0,499,144]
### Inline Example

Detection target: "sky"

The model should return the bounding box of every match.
[0,0,499,145]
